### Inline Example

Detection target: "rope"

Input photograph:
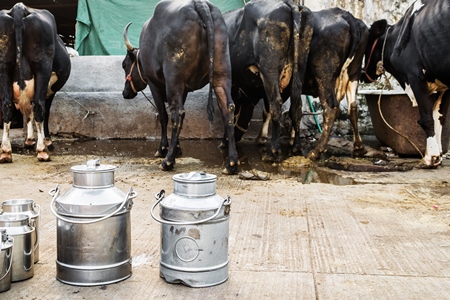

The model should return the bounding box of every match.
[140,90,158,111]
[377,77,424,158]
[62,91,95,121]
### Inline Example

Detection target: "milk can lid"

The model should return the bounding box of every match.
[71,159,116,173]
[172,171,216,183]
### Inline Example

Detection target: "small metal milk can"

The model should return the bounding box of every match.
[0,214,35,282]
[151,171,231,287]
[1,199,40,263]
[0,229,13,292]
[49,159,137,286]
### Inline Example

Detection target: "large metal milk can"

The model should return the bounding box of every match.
[0,229,13,292]
[151,171,231,287]
[48,159,137,286]
[0,214,35,282]
[1,199,40,263]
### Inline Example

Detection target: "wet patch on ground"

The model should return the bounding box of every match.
[8,132,434,185]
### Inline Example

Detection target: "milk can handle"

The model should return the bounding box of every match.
[48,185,137,224]
[32,203,40,255]
[0,237,13,282]
[150,189,231,225]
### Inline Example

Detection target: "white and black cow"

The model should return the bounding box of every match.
[229,7,369,160]
[122,0,238,174]
[362,0,450,167]
[0,3,71,163]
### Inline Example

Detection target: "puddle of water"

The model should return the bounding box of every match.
[12,138,358,185]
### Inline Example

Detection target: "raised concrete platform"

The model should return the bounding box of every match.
[51,56,263,140]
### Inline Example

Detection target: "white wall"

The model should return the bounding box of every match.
[304,0,415,25]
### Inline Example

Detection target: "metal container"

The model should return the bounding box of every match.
[0,229,13,292]
[1,199,40,263]
[0,214,35,282]
[49,159,137,286]
[361,90,450,156]
[151,171,231,287]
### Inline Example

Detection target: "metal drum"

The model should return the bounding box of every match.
[49,159,137,286]
[0,214,35,282]
[151,171,231,287]
[1,199,40,263]
[0,229,13,292]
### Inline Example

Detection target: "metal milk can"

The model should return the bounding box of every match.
[0,229,13,292]
[1,199,40,263]
[0,214,35,282]
[48,159,137,286]
[151,171,231,287]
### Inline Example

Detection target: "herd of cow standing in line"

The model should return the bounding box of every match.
[0,0,448,175]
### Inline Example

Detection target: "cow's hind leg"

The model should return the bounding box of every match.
[346,81,366,157]
[43,94,56,150]
[307,99,339,160]
[262,99,283,163]
[24,111,36,148]
[1,122,13,163]
[160,92,186,171]
[149,84,170,158]
[289,96,303,155]
[438,90,450,156]
[214,85,239,175]
[35,120,50,161]
[32,62,52,162]
[414,83,442,167]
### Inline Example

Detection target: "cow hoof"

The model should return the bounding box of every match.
[291,144,302,156]
[37,151,51,162]
[154,149,167,158]
[159,160,175,171]
[415,161,438,169]
[431,155,442,166]
[307,149,320,160]
[255,137,267,146]
[353,147,367,158]
[45,138,54,150]
[24,138,36,148]
[0,152,12,163]
[222,161,239,175]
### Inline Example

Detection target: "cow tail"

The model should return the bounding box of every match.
[194,0,215,123]
[287,2,314,103]
[284,0,302,102]
[296,5,314,83]
[342,12,364,62]
[12,3,31,116]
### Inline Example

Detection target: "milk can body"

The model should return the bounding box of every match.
[0,214,35,282]
[151,171,231,287]
[49,160,136,286]
[0,229,13,292]
[1,199,40,263]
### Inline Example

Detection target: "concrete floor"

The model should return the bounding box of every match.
[1,135,450,300]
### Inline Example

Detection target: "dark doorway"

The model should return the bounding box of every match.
[0,0,78,47]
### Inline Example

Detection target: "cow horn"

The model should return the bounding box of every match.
[123,22,134,51]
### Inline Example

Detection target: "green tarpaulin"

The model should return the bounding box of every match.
[75,0,245,55]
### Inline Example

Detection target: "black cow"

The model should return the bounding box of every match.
[229,6,368,160]
[0,3,71,163]
[362,0,450,167]
[223,0,314,162]
[122,0,238,174]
